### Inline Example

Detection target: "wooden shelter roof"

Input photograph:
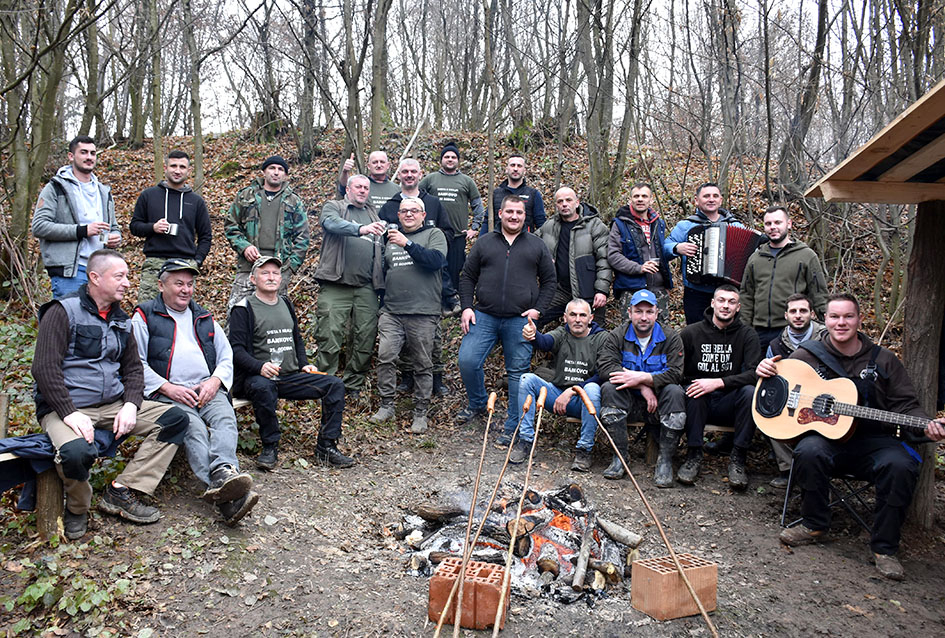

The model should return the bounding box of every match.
[806,77,945,204]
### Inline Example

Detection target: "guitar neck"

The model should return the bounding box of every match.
[833,402,929,434]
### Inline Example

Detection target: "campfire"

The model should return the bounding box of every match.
[395,483,645,600]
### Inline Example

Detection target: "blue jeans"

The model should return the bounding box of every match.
[50,264,87,299]
[458,311,533,433]
[158,392,240,486]
[518,374,600,451]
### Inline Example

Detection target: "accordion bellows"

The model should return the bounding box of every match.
[685,224,764,286]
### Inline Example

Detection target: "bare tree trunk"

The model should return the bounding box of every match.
[129,1,148,148]
[79,1,100,137]
[776,0,828,197]
[182,0,203,189]
[903,201,945,529]
[150,0,163,181]
[483,0,496,232]
[298,0,318,163]
[369,0,393,150]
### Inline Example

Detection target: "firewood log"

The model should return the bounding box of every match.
[571,512,597,591]
[597,516,644,548]
[409,502,466,522]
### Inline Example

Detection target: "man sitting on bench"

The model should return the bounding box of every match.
[32,249,189,540]
[597,289,686,484]
[132,259,258,526]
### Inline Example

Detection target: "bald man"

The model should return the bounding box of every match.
[535,187,611,328]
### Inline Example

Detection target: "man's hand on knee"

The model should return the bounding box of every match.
[63,411,94,443]
[113,402,138,437]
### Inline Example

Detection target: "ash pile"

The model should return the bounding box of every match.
[396,483,645,603]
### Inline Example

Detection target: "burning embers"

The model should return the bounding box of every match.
[397,483,644,601]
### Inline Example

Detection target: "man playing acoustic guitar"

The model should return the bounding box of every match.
[756,293,945,580]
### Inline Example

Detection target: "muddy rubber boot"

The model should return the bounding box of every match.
[654,427,681,488]
[601,411,629,480]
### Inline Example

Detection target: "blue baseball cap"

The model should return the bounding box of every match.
[630,289,658,307]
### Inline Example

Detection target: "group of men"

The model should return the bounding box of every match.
[24,136,945,581]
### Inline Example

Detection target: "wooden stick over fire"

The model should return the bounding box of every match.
[571,385,719,638]
[492,386,547,637]
[434,393,533,638]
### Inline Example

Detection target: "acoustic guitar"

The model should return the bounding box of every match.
[752,358,931,441]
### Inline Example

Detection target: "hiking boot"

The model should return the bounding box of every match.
[63,509,88,540]
[676,448,704,485]
[728,447,749,491]
[316,441,355,468]
[410,412,428,434]
[98,484,160,524]
[873,553,904,581]
[455,406,486,426]
[432,373,449,397]
[369,402,396,424]
[769,472,790,489]
[202,465,252,503]
[218,490,259,527]
[779,524,826,547]
[704,432,734,456]
[509,439,530,464]
[397,372,415,393]
[494,431,515,449]
[571,449,592,473]
[256,445,278,471]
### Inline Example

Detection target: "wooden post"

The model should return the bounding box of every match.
[902,201,945,529]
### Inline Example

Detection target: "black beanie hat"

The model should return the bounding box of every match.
[440,143,460,160]
[261,155,289,173]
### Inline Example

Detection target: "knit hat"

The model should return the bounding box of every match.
[440,143,460,160]
[261,155,289,173]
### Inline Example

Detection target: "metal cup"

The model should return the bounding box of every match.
[99,230,108,244]
[166,223,179,236]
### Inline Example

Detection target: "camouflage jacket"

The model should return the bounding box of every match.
[223,178,310,273]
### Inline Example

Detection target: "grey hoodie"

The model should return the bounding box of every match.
[31,166,117,277]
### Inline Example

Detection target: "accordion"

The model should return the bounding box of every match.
[685,223,764,286]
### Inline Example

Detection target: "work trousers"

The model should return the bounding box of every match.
[42,400,185,515]
[313,282,379,391]
[683,287,714,325]
[794,434,919,555]
[601,382,686,433]
[377,312,437,405]
[240,371,345,447]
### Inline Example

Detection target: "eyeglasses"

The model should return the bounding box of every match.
[399,208,423,215]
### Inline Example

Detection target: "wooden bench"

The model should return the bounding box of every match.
[0,397,255,540]
[0,395,63,539]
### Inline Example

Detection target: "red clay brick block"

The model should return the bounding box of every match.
[631,553,717,621]
[428,558,508,630]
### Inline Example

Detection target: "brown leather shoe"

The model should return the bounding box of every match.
[779,524,826,546]
[873,553,904,581]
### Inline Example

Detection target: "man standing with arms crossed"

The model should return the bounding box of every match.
[419,142,484,291]
[608,182,673,318]
[32,136,120,298]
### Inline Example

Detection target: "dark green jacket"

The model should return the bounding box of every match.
[536,203,612,299]
[739,239,827,329]
[224,178,310,273]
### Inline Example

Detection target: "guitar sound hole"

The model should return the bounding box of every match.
[755,375,788,418]
[811,394,836,419]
